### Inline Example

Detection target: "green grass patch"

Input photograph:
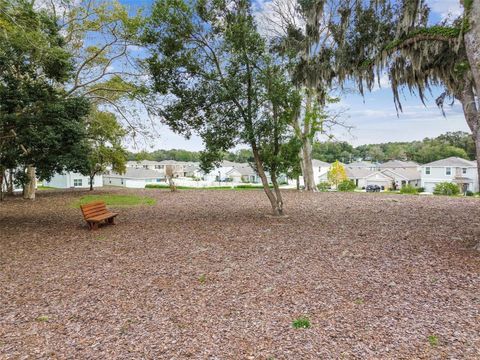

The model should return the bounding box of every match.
[428,335,439,347]
[73,194,156,208]
[35,315,49,322]
[37,185,56,190]
[198,274,206,284]
[292,316,311,329]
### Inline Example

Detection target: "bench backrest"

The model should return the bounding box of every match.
[80,201,109,219]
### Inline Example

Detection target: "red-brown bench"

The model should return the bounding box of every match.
[80,201,118,230]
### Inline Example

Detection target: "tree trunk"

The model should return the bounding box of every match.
[458,83,480,190]
[23,165,36,200]
[89,175,94,191]
[301,137,317,191]
[7,169,13,195]
[0,168,4,201]
[464,0,480,100]
[251,144,283,216]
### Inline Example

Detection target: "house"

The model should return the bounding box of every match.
[201,161,239,182]
[126,160,164,171]
[312,159,331,183]
[380,168,421,189]
[346,161,378,171]
[228,164,261,183]
[420,157,478,193]
[103,168,164,188]
[378,160,420,170]
[44,172,103,189]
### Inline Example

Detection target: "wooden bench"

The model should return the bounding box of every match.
[80,201,118,230]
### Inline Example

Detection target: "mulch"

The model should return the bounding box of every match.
[1,189,479,359]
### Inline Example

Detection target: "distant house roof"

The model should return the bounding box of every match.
[381,168,421,181]
[346,161,374,168]
[233,164,256,176]
[105,168,162,179]
[346,168,376,178]
[378,160,419,168]
[157,160,188,165]
[422,157,476,167]
[312,159,330,167]
[127,160,162,166]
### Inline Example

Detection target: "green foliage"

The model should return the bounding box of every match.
[0,0,91,185]
[428,335,439,347]
[327,161,348,188]
[198,274,206,284]
[466,190,474,196]
[85,109,127,188]
[35,315,49,322]
[292,316,311,329]
[317,182,331,192]
[433,182,460,196]
[399,185,418,194]
[337,179,356,192]
[74,194,156,207]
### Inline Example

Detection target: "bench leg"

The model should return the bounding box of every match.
[107,217,115,225]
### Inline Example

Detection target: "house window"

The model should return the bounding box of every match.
[73,179,83,187]
[425,167,430,175]
[462,168,467,174]
[446,167,451,175]
[143,165,148,169]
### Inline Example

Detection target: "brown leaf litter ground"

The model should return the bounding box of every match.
[1,188,479,359]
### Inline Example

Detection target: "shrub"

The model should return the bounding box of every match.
[317,182,330,192]
[399,184,418,194]
[466,190,474,196]
[337,179,356,192]
[292,316,311,329]
[417,187,425,193]
[433,182,460,196]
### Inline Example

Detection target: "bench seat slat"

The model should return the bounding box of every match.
[87,212,118,222]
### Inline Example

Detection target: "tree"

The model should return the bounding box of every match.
[144,0,295,215]
[85,109,127,191]
[0,0,91,200]
[327,160,347,188]
[266,0,344,192]
[324,0,480,189]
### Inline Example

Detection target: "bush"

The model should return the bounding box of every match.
[433,182,460,196]
[399,184,418,194]
[337,179,356,192]
[417,187,425,193]
[317,182,330,192]
[466,190,474,196]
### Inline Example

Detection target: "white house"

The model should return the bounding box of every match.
[103,168,164,188]
[420,157,478,193]
[312,159,331,184]
[44,172,103,189]
[380,168,421,189]
[201,161,239,182]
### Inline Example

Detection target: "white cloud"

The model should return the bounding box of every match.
[426,0,463,20]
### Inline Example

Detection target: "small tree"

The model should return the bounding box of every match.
[327,161,347,189]
[85,110,127,191]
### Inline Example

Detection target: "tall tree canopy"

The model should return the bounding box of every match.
[0,0,91,199]
[144,0,299,215]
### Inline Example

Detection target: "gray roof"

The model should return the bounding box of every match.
[346,161,375,168]
[422,157,476,167]
[381,168,421,180]
[233,164,256,176]
[346,168,376,178]
[312,159,330,167]
[106,168,162,179]
[378,160,419,168]
[127,160,162,166]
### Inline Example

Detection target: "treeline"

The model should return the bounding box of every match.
[127,148,254,163]
[312,132,475,164]
[129,131,475,165]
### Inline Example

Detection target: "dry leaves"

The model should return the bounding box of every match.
[0,189,479,359]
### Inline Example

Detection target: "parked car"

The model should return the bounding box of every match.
[366,184,381,192]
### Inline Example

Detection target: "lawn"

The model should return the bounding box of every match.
[73,193,156,207]
[0,189,479,358]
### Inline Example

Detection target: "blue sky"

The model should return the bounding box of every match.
[119,0,467,151]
